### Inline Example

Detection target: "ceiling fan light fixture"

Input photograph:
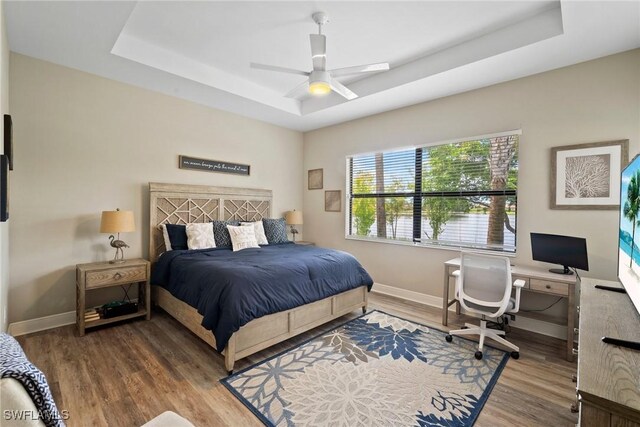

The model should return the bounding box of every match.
[250,12,389,101]
[309,80,331,96]
[308,70,331,96]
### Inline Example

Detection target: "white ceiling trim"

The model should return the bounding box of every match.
[112,31,302,115]
[111,1,563,117]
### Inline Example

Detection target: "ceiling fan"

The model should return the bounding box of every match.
[250,12,390,100]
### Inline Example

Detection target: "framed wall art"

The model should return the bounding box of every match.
[179,155,250,176]
[550,139,629,210]
[325,190,341,212]
[308,168,323,190]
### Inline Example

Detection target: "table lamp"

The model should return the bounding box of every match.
[100,209,135,263]
[285,210,303,242]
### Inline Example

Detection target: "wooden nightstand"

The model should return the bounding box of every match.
[295,241,315,246]
[76,258,150,336]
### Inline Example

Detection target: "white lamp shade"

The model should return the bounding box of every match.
[285,210,303,225]
[100,210,135,233]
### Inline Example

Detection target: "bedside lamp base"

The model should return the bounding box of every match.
[289,226,299,242]
[108,234,130,264]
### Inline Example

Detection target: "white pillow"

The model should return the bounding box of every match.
[227,224,260,252]
[186,223,216,250]
[241,221,269,245]
[160,224,172,251]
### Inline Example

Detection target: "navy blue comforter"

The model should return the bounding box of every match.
[151,243,373,352]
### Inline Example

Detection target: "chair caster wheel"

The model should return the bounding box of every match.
[445,334,453,343]
[511,351,520,360]
[474,351,483,360]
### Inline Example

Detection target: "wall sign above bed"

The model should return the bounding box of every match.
[179,155,250,176]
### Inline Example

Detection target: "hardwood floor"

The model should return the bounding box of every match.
[17,292,578,427]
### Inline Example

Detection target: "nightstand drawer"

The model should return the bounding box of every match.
[530,279,569,296]
[86,265,147,289]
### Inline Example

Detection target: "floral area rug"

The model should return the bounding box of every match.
[221,310,509,426]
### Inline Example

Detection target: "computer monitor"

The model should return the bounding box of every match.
[530,232,589,275]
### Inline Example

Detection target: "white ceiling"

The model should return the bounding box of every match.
[5,1,640,131]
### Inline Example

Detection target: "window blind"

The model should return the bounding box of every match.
[347,134,519,252]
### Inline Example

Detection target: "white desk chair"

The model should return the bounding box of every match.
[445,252,525,360]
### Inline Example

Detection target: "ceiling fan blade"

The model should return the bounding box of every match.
[330,79,358,100]
[285,80,310,99]
[250,62,309,76]
[330,63,390,78]
[310,34,326,71]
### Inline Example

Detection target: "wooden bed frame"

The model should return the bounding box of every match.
[149,182,368,373]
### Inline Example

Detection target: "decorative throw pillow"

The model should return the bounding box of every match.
[160,224,173,251]
[241,221,269,245]
[227,225,261,252]
[212,220,241,248]
[163,224,188,250]
[262,218,289,244]
[186,223,216,250]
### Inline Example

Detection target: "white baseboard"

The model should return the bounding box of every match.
[8,310,76,336]
[372,282,444,307]
[8,285,566,340]
[371,282,566,340]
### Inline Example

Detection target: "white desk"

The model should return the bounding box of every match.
[443,257,577,361]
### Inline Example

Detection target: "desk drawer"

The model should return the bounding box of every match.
[530,279,569,296]
[86,265,147,289]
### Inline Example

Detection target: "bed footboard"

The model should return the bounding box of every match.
[152,286,368,373]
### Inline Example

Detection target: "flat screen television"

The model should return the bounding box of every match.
[530,232,589,275]
[618,153,640,316]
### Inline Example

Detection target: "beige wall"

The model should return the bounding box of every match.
[6,48,640,325]
[8,53,303,323]
[0,1,9,332]
[304,49,640,303]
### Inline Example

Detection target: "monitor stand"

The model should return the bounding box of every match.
[549,265,573,275]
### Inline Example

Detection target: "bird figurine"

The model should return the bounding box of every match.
[109,235,130,264]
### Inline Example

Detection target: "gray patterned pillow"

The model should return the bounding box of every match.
[212,220,241,248]
[262,218,289,244]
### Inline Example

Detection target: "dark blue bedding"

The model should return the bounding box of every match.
[151,242,373,352]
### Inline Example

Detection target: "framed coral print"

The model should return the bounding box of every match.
[551,140,628,210]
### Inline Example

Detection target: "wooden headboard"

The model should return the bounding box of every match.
[149,182,272,262]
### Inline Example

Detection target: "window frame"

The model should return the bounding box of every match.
[345,130,521,254]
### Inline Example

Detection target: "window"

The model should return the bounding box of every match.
[347,133,519,253]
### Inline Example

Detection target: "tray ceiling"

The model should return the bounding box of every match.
[5,1,640,131]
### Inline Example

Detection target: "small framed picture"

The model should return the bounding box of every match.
[308,168,323,190]
[325,190,341,212]
[550,139,629,210]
